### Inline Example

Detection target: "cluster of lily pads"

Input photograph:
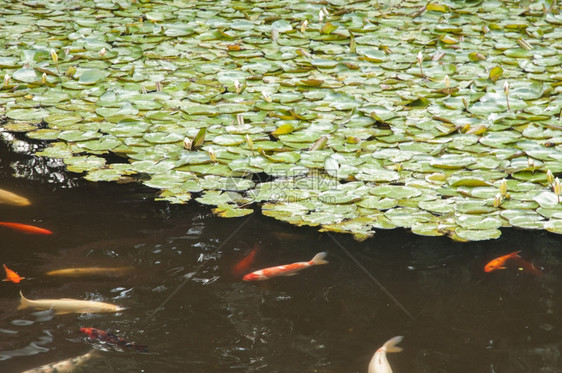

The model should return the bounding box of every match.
[0,0,561,241]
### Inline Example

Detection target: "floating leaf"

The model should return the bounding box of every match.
[271,124,294,137]
[78,69,109,85]
[489,66,503,83]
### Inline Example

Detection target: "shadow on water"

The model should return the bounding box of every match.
[1,134,561,372]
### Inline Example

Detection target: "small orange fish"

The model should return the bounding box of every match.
[484,250,521,272]
[243,252,328,281]
[0,222,52,235]
[232,245,259,277]
[3,264,25,283]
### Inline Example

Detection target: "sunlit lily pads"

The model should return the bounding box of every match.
[0,0,560,242]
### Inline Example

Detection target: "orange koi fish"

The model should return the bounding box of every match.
[232,245,259,277]
[81,327,148,352]
[3,264,25,283]
[485,251,543,276]
[0,222,52,235]
[484,251,521,272]
[243,252,328,281]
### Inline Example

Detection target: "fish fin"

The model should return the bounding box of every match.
[17,291,29,310]
[282,272,298,276]
[55,310,71,315]
[382,335,404,353]
[311,252,329,265]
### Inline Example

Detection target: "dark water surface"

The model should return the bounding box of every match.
[1,134,561,373]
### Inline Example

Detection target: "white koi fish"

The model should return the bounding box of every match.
[21,349,99,373]
[0,188,30,206]
[368,336,403,373]
[243,252,328,281]
[18,291,125,315]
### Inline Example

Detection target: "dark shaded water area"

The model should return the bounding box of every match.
[1,133,561,373]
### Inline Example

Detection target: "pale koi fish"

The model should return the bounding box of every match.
[46,266,134,278]
[0,188,30,206]
[20,349,99,373]
[18,291,125,315]
[242,252,328,281]
[368,336,403,373]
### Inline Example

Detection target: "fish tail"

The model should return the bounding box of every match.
[510,250,523,258]
[382,335,403,353]
[129,343,149,352]
[84,349,102,358]
[17,291,30,310]
[311,252,328,265]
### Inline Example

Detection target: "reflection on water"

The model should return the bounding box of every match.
[1,134,562,372]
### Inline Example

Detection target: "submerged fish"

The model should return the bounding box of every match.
[18,291,125,315]
[21,349,99,373]
[511,256,543,277]
[3,264,25,283]
[243,252,328,281]
[368,336,403,373]
[0,222,52,235]
[484,250,522,272]
[46,266,134,278]
[81,327,148,352]
[232,245,259,277]
[0,188,30,206]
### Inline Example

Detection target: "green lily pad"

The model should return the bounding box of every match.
[456,228,501,241]
[544,219,562,234]
[78,69,110,85]
[6,108,50,122]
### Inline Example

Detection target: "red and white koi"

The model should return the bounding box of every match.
[368,336,403,373]
[242,252,328,281]
[81,327,148,352]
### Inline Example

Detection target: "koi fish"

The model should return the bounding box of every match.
[21,349,99,373]
[0,222,52,235]
[242,252,328,281]
[484,250,522,272]
[81,327,148,352]
[0,188,30,206]
[232,245,259,277]
[3,264,25,283]
[46,266,134,278]
[368,336,403,373]
[484,250,521,272]
[510,256,543,277]
[18,291,125,315]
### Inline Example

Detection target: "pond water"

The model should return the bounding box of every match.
[1,134,561,373]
